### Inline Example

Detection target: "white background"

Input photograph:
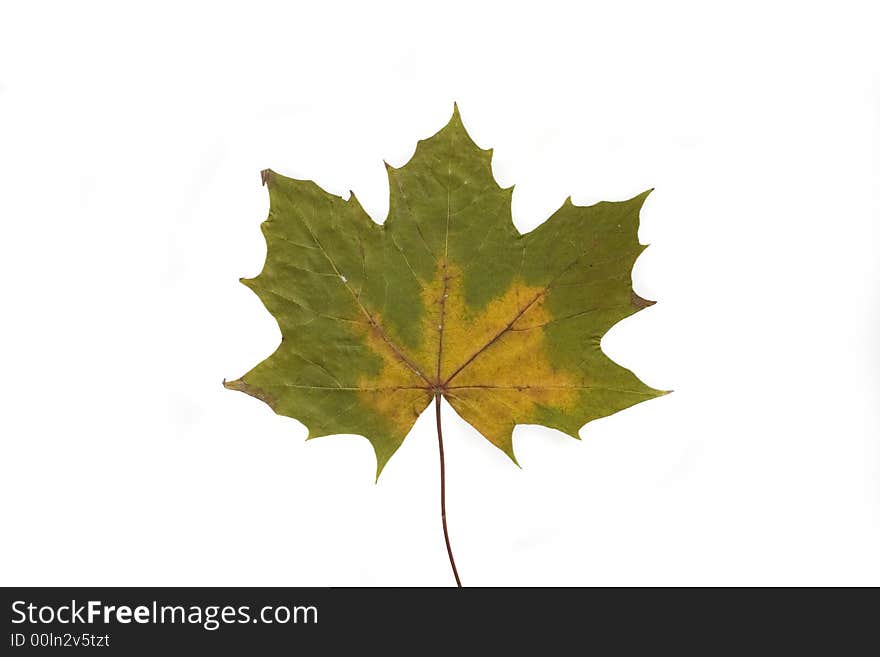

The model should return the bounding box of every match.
[2,1,879,586]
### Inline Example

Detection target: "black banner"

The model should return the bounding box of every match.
[1,587,873,653]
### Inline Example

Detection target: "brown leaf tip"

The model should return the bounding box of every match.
[631,290,656,309]
[260,169,272,186]
[223,378,277,410]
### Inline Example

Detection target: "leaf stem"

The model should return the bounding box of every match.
[435,393,462,587]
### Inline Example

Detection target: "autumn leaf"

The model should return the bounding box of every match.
[225,105,666,584]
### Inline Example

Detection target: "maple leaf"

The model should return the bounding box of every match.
[225,105,666,584]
